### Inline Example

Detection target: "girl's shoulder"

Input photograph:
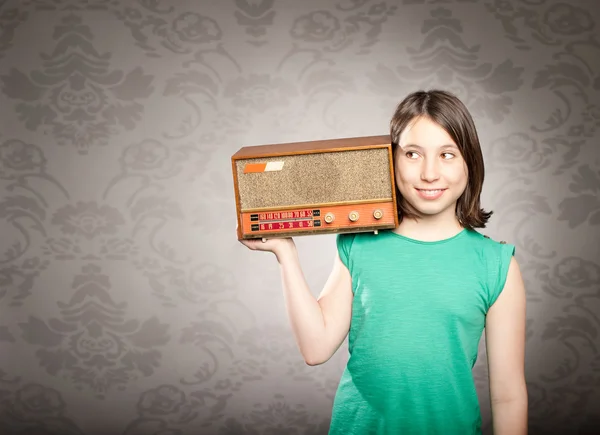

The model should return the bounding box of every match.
[467,229,516,273]
[465,228,515,258]
[472,229,513,245]
[480,232,508,245]
[468,230,516,307]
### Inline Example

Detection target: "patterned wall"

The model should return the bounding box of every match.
[0,0,599,434]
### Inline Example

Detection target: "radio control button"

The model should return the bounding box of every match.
[324,213,335,224]
[349,211,359,222]
[373,209,383,220]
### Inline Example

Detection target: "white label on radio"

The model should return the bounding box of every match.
[265,161,284,171]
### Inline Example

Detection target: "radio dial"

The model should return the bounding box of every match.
[349,211,359,222]
[324,213,335,224]
[373,209,383,220]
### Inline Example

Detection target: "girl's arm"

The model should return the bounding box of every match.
[485,257,528,434]
[241,237,353,366]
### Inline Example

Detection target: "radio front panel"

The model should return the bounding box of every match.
[239,201,396,239]
[231,136,398,240]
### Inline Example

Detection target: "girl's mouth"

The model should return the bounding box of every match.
[415,188,446,200]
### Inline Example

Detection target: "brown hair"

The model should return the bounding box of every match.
[389,89,492,229]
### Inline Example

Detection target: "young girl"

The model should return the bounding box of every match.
[240,90,528,435]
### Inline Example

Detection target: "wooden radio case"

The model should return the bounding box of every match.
[231,135,398,240]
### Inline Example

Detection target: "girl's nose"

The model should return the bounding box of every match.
[420,158,440,181]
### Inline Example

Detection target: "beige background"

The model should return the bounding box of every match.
[0,0,599,434]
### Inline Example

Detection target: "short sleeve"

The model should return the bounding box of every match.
[487,242,516,309]
[336,233,356,270]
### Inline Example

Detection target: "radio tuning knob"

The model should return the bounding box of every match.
[348,211,359,222]
[324,212,335,224]
[373,209,383,220]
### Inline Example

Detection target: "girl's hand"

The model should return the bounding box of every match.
[237,220,296,259]
[239,236,295,259]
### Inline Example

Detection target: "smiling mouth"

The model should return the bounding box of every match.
[415,188,447,198]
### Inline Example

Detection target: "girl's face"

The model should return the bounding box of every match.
[394,116,468,221]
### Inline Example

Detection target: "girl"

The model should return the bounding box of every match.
[240,90,527,434]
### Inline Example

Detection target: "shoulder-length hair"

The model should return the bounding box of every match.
[389,89,492,229]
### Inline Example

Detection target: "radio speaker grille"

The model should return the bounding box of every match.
[235,148,392,211]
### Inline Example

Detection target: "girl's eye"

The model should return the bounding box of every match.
[404,151,456,159]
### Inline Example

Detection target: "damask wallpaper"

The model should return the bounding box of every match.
[0,0,598,434]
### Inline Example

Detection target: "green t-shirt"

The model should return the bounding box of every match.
[328,228,515,435]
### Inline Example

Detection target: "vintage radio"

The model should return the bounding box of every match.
[231,135,398,240]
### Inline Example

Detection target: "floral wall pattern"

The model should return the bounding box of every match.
[0,0,598,434]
